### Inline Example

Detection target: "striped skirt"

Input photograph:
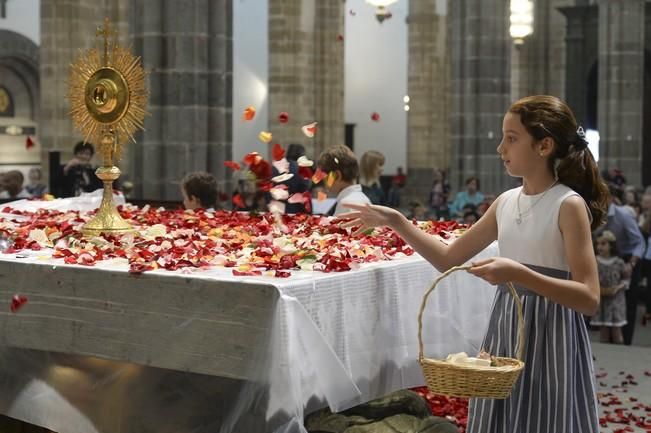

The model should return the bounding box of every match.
[467,265,599,432]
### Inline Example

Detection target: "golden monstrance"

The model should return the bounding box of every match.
[68,18,148,236]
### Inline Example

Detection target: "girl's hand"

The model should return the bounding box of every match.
[468,257,526,285]
[338,203,405,236]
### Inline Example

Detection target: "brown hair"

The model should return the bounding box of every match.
[181,172,218,209]
[359,150,385,186]
[509,95,609,230]
[318,145,359,183]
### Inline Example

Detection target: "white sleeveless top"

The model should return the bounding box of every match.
[496,183,583,272]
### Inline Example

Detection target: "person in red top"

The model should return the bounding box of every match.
[387,166,407,207]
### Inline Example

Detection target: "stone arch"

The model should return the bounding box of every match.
[0,30,39,121]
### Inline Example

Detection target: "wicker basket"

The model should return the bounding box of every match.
[417,265,525,399]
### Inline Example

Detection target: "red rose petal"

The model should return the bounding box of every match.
[278,112,289,123]
[10,295,28,313]
[224,160,241,170]
[272,143,285,161]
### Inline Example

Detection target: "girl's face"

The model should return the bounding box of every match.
[596,239,611,257]
[497,112,546,178]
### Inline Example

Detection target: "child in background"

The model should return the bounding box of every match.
[591,230,630,344]
[181,172,219,210]
[317,144,370,215]
[26,168,47,197]
[359,150,386,205]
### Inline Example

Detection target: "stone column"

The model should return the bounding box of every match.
[313,1,345,157]
[129,0,233,200]
[404,0,449,203]
[510,0,570,100]
[40,0,124,187]
[558,4,598,126]
[449,0,511,194]
[268,0,344,161]
[597,0,645,186]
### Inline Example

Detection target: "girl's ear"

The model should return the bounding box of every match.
[538,136,555,157]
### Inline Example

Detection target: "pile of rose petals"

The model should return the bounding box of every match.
[0,205,466,277]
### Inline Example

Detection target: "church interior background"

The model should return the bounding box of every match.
[1,2,651,433]
[1,0,648,204]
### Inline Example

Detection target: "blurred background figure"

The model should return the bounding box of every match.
[0,170,30,200]
[359,150,386,205]
[60,141,102,197]
[26,167,47,197]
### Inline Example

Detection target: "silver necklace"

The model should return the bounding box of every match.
[516,180,558,224]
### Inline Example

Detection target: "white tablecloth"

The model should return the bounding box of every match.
[0,196,499,433]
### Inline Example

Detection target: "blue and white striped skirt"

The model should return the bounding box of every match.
[467,265,599,433]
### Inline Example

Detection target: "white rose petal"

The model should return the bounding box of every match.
[297,156,314,167]
[272,173,294,183]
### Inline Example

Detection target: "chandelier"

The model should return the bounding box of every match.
[365,0,399,23]
[510,0,534,44]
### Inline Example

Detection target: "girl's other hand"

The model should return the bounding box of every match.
[468,257,525,285]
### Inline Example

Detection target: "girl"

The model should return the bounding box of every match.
[359,150,386,205]
[340,95,608,432]
[591,230,629,344]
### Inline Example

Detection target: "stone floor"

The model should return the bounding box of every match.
[590,305,651,432]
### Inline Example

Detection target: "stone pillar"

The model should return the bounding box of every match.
[510,0,570,100]
[404,0,449,204]
[40,0,125,187]
[558,4,598,127]
[268,0,344,161]
[129,0,233,200]
[449,0,511,194]
[597,0,645,186]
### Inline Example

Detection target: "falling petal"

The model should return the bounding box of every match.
[302,122,318,138]
[288,193,306,204]
[371,112,380,122]
[258,131,273,143]
[10,295,28,313]
[270,188,289,201]
[272,172,294,183]
[297,155,314,167]
[243,152,263,166]
[278,112,289,123]
[268,200,286,215]
[232,194,245,209]
[272,158,289,174]
[312,167,327,184]
[25,136,35,150]
[242,106,256,121]
[326,171,337,188]
[272,143,286,161]
[337,34,344,41]
[224,160,241,170]
[298,166,314,179]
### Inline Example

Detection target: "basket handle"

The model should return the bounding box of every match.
[417,265,525,363]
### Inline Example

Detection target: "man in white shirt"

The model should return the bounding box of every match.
[317,144,370,215]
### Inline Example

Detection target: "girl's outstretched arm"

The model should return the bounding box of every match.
[339,197,500,272]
